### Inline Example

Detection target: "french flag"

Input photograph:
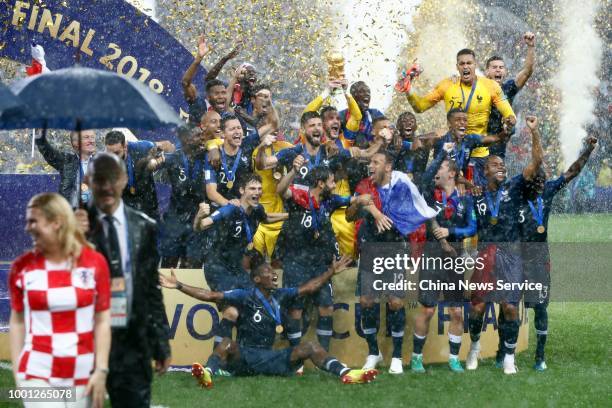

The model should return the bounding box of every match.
[25,43,49,76]
[357,171,437,235]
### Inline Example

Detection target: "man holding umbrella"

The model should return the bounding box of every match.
[35,129,97,207]
[77,153,171,407]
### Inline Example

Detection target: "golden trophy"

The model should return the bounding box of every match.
[327,50,346,81]
[326,51,345,97]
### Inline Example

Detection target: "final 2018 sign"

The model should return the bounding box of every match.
[0,0,204,136]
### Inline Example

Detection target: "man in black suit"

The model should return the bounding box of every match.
[76,152,171,407]
[36,129,97,207]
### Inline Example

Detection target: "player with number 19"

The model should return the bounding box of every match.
[467,116,543,375]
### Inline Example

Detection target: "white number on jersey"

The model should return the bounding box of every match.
[301,213,312,228]
[253,310,262,323]
[477,202,487,216]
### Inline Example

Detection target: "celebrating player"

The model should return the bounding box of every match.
[347,151,437,374]
[485,32,536,158]
[411,150,476,373]
[147,124,206,268]
[194,174,287,348]
[275,164,370,352]
[205,114,258,206]
[500,134,597,371]
[404,48,516,173]
[255,111,351,188]
[433,108,512,186]
[466,115,543,375]
[159,255,379,385]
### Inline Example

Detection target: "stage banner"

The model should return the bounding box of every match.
[0,0,203,136]
[0,267,528,367]
[159,268,528,368]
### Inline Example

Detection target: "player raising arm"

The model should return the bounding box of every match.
[159,255,379,385]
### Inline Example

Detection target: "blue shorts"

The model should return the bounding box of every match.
[522,247,551,306]
[228,346,298,376]
[283,260,333,309]
[159,212,199,258]
[204,260,253,292]
[493,246,523,304]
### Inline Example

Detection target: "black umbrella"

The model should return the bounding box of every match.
[0,66,183,206]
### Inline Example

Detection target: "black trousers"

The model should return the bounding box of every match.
[107,355,153,407]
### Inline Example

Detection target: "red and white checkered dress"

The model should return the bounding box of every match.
[9,246,111,386]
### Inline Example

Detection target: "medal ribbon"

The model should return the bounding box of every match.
[527,196,545,227]
[301,145,321,171]
[308,195,321,234]
[221,148,242,183]
[460,78,478,111]
[485,189,503,220]
[255,288,282,326]
[240,207,254,244]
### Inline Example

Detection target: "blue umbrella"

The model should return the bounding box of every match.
[0,66,183,206]
[1,66,182,130]
[0,81,25,117]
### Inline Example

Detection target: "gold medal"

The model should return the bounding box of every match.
[247,242,254,250]
[537,225,545,234]
[273,171,282,181]
[275,325,284,334]
[129,186,136,194]
[490,217,498,225]
[81,183,88,192]
[227,180,234,189]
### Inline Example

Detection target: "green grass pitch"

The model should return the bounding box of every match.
[1,214,610,407]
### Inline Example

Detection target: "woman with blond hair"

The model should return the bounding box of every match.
[9,193,111,408]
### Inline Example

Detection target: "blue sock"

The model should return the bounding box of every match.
[534,304,548,361]
[214,318,235,349]
[502,319,519,355]
[496,308,506,361]
[412,333,426,355]
[468,314,484,343]
[316,316,333,351]
[286,318,302,346]
[205,354,222,374]
[361,306,379,355]
[448,333,462,357]
[387,308,405,358]
[323,357,350,377]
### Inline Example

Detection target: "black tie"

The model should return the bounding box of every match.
[104,215,123,278]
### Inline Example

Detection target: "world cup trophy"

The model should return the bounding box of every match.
[326,50,346,106]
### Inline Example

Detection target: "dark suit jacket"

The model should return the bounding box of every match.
[87,203,171,370]
[36,133,80,203]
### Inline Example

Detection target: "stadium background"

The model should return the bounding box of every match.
[0,0,610,405]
